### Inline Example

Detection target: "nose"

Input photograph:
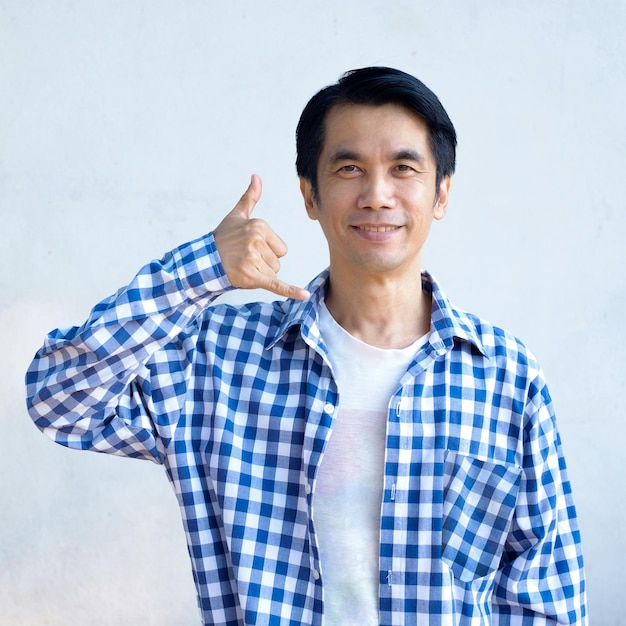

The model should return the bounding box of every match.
[357,171,395,210]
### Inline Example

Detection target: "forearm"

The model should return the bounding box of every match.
[25,232,232,460]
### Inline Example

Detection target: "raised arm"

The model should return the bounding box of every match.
[26,175,308,463]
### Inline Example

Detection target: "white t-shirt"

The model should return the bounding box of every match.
[315,301,428,625]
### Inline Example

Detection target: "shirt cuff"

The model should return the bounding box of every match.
[169,231,234,302]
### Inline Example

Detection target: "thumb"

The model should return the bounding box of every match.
[230,174,262,219]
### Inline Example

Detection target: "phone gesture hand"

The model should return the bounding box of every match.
[213,175,310,300]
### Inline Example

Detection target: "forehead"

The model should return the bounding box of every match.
[319,102,432,159]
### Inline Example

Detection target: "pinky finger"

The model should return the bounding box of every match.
[263,276,310,301]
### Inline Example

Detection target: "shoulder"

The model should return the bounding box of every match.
[194,270,328,346]
[199,297,296,334]
[427,273,549,403]
[427,273,540,366]
[463,308,538,367]
[454,305,552,407]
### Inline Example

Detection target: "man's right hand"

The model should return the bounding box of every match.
[213,174,310,301]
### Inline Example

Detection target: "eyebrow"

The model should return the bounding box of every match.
[327,148,427,164]
[327,149,360,164]
[392,149,427,164]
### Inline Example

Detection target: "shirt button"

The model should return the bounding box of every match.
[305,483,312,495]
[312,568,320,580]
[323,403,334,415]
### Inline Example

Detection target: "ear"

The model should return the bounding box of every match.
[299,177,319,221]
[433,175,451,221]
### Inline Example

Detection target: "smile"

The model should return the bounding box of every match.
[354,225,400,232]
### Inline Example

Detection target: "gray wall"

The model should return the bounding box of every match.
[2,2,624,624]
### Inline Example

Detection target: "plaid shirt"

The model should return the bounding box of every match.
[26,232,587,625]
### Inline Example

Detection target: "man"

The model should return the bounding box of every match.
[26,67,587,625]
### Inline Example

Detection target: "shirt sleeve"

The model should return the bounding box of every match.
[492,379,588,624]
[25,232,232,464]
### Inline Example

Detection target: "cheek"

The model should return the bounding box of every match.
[312,191,348,222]
[322,175,362,199]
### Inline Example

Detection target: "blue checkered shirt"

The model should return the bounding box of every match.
[26,232,587,625]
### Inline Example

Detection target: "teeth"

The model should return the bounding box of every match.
[358,225,398,232]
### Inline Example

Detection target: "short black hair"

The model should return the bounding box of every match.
[296,67,457,195]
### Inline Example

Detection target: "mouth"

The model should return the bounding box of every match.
[353,225,401,232]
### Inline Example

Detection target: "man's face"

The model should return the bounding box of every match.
[300,102,450,281]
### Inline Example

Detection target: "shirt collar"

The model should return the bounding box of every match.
[423,272,487,357]
[265,269,487,358]
[264,270,329,350]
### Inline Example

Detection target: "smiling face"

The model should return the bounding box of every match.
[300,103,450,283]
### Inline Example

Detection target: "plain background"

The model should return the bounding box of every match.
[2,2,624,624]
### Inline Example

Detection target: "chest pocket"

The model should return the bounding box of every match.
[441,451,522,582]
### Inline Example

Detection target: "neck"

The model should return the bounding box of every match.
[323,266,431,349]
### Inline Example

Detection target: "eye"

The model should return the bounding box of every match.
[395,163,415,173]
[337,164,361,177]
